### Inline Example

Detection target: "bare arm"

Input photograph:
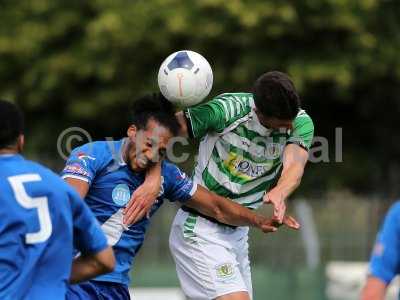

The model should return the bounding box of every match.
[264,144,309,222]
[186,185,300,232]
[65,177,90,199]
[123,162,162,224]
[175,111,189,137]
[360,276,387,300]
[69,246,115,284]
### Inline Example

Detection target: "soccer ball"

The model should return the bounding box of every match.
[158,50,213,107]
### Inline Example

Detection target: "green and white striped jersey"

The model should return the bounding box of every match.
[184,92,314,209]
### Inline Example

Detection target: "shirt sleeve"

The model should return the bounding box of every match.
[369,202,400,284]
[185,94,252,139]
[287,110,314,151]
[61,143,101,185]
[163,163,197,203]
[68,187,108,254]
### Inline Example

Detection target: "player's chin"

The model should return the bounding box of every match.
[135,159,150,171]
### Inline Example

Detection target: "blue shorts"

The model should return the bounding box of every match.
[66,280,130,300]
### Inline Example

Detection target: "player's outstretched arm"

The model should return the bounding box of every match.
[264,144,309,223]
[360,276,387,300]
[186,185,300,232]
[69,247,115,284]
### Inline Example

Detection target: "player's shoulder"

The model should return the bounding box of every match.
[208,92,253,121]
[23,159,72,192]
[71,139,124,164]
[73,140,113,156]
[161,160,189,183]
[213,92,253,106]
[386,201,400,219]
[161,160,183,176]
[295,109,312,120]
[293,109,314,127]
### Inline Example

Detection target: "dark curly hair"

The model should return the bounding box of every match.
[130,93,180,135]
[253,71,300,120]
[0,100,24,149]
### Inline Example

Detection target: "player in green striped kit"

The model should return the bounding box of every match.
[127,71,314,300]
[171,71,313,300]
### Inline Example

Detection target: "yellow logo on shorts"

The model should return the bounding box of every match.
[215,263,234,279]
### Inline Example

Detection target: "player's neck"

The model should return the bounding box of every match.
[0,146,20,155]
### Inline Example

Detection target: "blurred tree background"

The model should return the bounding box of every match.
[1,0,399,197]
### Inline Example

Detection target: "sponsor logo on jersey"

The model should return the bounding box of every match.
[112,184,131,206]
[224,153,273,180]
[63,163,90,177]
[215,263,234,279]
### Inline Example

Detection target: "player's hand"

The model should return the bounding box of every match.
[259,215,300,233]
[275,215,300,230]
[263,188,286,224]
[123,180,160,225]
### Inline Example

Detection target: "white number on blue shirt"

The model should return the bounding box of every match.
[8,174,53,244]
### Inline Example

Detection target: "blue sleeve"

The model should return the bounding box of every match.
[369,202,400,284]
[163,163,197,203]
[61,143,102,185]
[68,187,108,254]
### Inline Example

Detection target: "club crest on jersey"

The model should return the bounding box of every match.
[215,263,234,279]
[112,184,131,206]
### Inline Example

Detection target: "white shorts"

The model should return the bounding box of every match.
[169,208,252,300]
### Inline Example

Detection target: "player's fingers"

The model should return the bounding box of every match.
[278,205,286,223]
[123,190,141,214]
[123,196,140,216]
[125,210,146,226]
[261,225,277,233]
[124,206,144,225]
[123,200,146,225]
[283,215,300,230]
[273,207,283,224]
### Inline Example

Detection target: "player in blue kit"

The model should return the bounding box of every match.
[361,201,400,300]
[62,93,299,300]
[0,100,115,300]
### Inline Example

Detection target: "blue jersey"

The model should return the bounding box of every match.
[369,201,400,285]
[0,154,108,300]
[61,139,197,285]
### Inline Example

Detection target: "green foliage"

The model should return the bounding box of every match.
[0,0,399,193]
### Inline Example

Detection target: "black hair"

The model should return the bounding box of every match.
[253,71,300,120]
[130,93,180,135]
[0,100,24,149]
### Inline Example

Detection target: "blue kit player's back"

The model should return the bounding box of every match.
[0,154,109,300]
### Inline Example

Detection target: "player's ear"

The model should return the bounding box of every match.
[127,125,137,138]
[17,134,24,153]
